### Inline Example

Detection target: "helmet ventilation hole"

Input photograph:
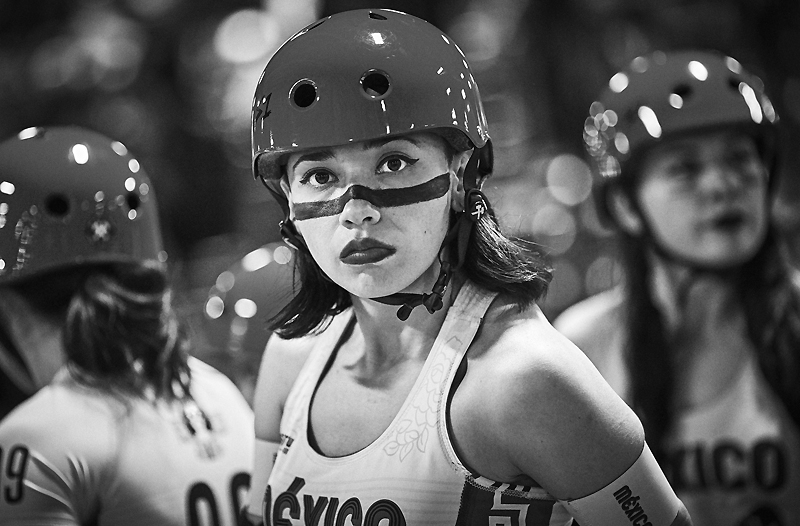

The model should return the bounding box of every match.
[673,84,692,99]
[126,192,141,211]
[361,70,391,99]
[291,81,318,109]
[45,194,70,217]
[623,107,638,125]
[369,12,388,20]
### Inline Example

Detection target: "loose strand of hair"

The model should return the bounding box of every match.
[741,229,800,429]
[621,233,675,466]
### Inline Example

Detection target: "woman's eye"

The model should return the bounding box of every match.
[300,170,334,187]
[665,159,699,180]
[377,155,417,174]
[725,147,759,168]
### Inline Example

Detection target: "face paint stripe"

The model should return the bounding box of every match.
[293,172,450,221]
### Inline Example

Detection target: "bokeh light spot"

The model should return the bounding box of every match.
[216,270,235,292]
[546,154,593,206]
[72,144,90,164]
[242,247,272,272]
[205,295,224,319]
[214,9,280,64]
[234,298,258,319]
[274,245,293,264]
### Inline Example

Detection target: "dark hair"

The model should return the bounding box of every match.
[11,266,94,321]
[618,229,672,462]
[270,207,553,339]
[741,229,800,423]
[58,261,193,400]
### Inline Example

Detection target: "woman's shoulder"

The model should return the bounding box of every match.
[553,286,625,337]
[466,297,613,412]
[188,357,254,416]
[257,314,346,383]
[255,333,316,404]
[551,286,626,363]
[459,296,644,498]
[475,297,609,391]
[189,356,250,390]
[252,311,351,440]
[0,377,117,461]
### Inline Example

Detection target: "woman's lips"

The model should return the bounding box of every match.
[709,210,746,230]
[340,239,396,265]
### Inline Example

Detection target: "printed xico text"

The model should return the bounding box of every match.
[263,477,407,526]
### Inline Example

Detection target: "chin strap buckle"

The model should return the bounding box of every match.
[279,218,306,251]
[466,189,488,223]
[395,261,451,321]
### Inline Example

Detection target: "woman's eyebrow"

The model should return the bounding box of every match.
[291,136,421,172]
[291,150,335,172]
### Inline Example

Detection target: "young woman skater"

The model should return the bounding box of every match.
[557,50,798,525]
[245,10,692,526]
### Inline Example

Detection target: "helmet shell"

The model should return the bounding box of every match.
[585,50,779,183]
[203,242,296,357]
[0,126,165,284]
[201,241,296,404]
[251,8,490,190]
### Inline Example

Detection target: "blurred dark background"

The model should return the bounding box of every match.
[2,0,798,396]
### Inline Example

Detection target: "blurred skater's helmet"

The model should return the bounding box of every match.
[0,126,165,284]
[584,50,779,223]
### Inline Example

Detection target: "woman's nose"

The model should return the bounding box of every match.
[339,196,381,226]
[699,164,745,196]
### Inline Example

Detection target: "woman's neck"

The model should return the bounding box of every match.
[647,253,743,336]
[347,273,463,370]
[646,254,753,409]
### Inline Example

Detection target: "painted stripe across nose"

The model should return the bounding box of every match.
[293,172,450,221]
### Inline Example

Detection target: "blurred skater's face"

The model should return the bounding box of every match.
[282,132,468,299]
[635,130,770,268]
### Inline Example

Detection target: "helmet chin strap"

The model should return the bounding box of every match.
[371,144,492,321]
[369,213,464,321]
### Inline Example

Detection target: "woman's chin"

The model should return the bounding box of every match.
[332,265,439,300]
[345,279,428,302]
[341,279,405,300]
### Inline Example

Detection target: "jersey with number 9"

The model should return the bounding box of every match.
[0,358,254,526]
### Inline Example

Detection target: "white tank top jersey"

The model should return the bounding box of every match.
[0,357,254,526]
[264,281,573,526]
[555,289,800,526]
[664,354,800,526]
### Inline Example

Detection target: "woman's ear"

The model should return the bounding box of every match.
[607,186,644,235]
[450,149,472,212]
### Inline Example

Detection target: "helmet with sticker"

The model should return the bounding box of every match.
[584,50,779,223]
[0,126,165,285]
[251,8,491,215]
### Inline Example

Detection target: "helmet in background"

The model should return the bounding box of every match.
[0,126,165,284]
[201,242,296,403]
[251,8,491,219]
[584,50,779,223]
